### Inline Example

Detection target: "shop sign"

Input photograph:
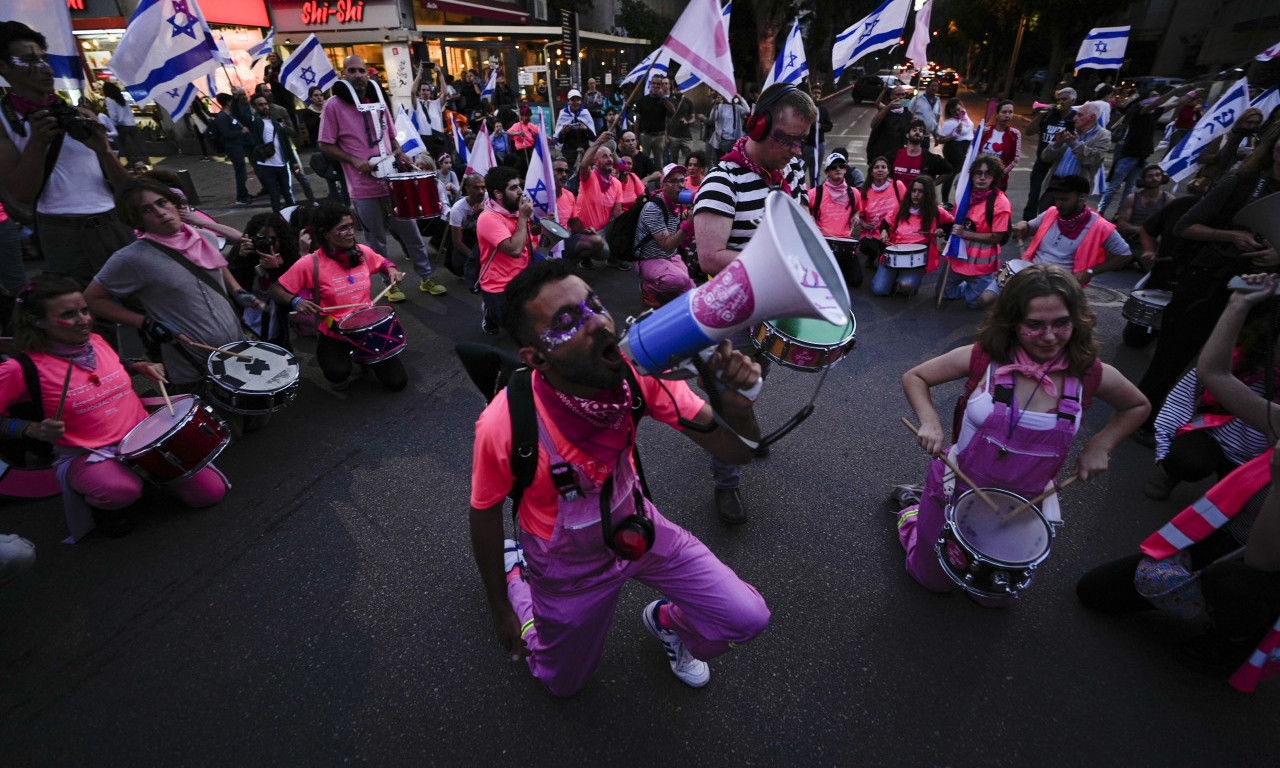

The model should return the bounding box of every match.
[517,71,534,86]
[524,64,547,73]
[301,0,364,25]
[273,0,399,32]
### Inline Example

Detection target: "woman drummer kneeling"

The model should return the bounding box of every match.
[269,201,409,392]
[893,264,1148,603]
[0,276,228,539]
[871,175,953,297]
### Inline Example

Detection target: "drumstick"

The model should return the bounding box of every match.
[999,475,1080,524]
[899,417,1000,512]
[158,379,174,417]
[369,281,396,305]
[53,361,73,421]
[317,301,369,311]
[184,340,255,361]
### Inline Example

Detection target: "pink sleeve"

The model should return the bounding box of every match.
[361,246,389,274]
[476,212,508,253]
[992,195,1012,231]
[0,358,30,413]
[638,375,706,430]
[317,101,339,145]
[275,253,314,297]
[469,398,515,509]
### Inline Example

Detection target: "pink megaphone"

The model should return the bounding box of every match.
[1033,101,1055,110]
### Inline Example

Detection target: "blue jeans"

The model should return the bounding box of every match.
[872,264,925,296]
[938,267,995,308]
[1098,155,1146,218]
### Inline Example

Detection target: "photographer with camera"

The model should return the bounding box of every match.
[0,22,132,288]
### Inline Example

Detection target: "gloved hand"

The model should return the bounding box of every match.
[140,316,178,346]
[233,289,257,308]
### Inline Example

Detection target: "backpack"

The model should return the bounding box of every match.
[812,184,854,228]
[606,192,670,263]
[951,345,1103,441]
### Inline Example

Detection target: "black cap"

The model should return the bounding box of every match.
[1047,174,1090,195]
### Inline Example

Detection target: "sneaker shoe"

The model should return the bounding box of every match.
[1142,469,1179,501]
[386,284,407,303]
[235,199,251,206]
[891,483,924,509]
[503,538,526,575]
[642,600,710,688]
[0,534,36,584]
[419,277,448,296]
[481,314,500,335]
[714,488,748,525]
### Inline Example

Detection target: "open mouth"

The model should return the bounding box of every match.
[598,337,623,367]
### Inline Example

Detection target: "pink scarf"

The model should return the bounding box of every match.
[1055,206,1094,241]
[483,197,519,219]
[823,180,849,208]
[594,168,613,191]
[995,347,1070,399]
[143,224,227,270]
[722,136,790,195]
[534,373,633,465]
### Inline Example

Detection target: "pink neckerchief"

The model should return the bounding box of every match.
[44,340,97,372]
[142,224,227,270]
[995,348,1070,399]
[594,167,613,191]
[483,197,519,219]
[534,372,633,465]
[823,180,849,208]
[722,136,790,195]
[969,187,995,207]
[1055,205,1094,241]
[8,92,54,115]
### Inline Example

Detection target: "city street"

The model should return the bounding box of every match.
[3,93,1277,767]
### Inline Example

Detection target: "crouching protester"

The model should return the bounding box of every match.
[1078,274,1280,690]
[468,260,770,696]
[634,163,697,308]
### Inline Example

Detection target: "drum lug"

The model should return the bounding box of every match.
[160,449,185,470]
[991,571,1011,593]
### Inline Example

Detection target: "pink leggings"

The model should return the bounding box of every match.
[65,456,226,510]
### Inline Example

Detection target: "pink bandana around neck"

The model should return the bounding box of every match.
[534,373,633,465]
[143,224,227,270]
[482,197,519,219]
[996,347,1070,399]
[723,136,790,194]
[823,180,849,207]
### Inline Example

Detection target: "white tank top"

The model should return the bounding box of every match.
[1,111,116,215]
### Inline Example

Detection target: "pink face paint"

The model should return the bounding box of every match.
[52,318,77,327]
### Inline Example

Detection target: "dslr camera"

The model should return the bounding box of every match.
[42,102,97,142]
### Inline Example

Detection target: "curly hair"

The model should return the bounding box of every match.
[11,274,84,353]
[969,154,1006,189]
[975,263,1099,375]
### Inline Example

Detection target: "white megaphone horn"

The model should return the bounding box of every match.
[618,191,851,376]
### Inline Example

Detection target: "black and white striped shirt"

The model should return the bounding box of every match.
[1154,368,1272,468]
[692,157,807,254]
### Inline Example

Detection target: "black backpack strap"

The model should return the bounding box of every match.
[13,353,44,422]
[620,365,653,500]
[506,367,538,521]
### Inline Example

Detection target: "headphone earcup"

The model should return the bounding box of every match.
[744,110,770,142]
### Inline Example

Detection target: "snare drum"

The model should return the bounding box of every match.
[752,315,857,372]
[1121,289,1173,330]
[936,487,1054,599]
[337,305,406,363]
[388,172,443,220]
[117,395,230,486]
[205,340,300,415]
[825,236,858,255]
[884,243,927,269]
[994,258,1033,288]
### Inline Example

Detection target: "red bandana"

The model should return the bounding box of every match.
[722,137,791,195]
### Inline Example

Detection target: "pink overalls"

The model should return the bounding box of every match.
[506,415,770,697]
[898,368,1081,600]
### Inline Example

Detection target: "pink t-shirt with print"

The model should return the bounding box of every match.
[276,246,390,337]
[317,96,396,200]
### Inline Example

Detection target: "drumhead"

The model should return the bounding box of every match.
[825,236,857,244]
[388,171,433,181]
[952,489,1050,564]
[1130,289,1173,305]
[339,304,395,331]
[119,395,197,453]
[766,316,856,346]
[207,341,300,393]
[885,243,926,255]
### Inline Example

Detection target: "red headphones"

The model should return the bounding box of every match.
[744,83,800,142]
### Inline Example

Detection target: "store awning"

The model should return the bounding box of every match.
[419,0,529,24]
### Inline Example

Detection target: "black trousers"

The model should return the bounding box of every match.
[1162,428,1237,484]
[316,333,407,391]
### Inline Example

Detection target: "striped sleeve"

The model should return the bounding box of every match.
[1153,370,1201,462]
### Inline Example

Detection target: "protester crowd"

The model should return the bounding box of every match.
[2,14,1280,696]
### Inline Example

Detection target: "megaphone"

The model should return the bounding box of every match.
[1227,192,1280,294]
[533,217,570,256]
[677,189,696,205]
[1032,101,1056,111]
[619,191,851,376]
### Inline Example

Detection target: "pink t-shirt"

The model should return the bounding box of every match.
[317,96,396,200]
[574,169,619,231]
[616,173,646,212]
[860,181,906,235]
[476,209,530,294]
[0,334,149,449]
[555,187,576,229]
[276,246,390,337]
[469,365,707,540]
[806,184,862,239]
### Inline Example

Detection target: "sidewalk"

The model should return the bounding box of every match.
[148,146,330,214]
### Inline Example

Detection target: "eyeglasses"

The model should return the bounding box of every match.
[7,55,51,71]
[539,294,609,351]
[663,176,686,185]
[1019,318,1073,336]
[138,197,174,217]
[770,129,807,150]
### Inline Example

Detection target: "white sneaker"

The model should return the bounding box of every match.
[503,539,525,574]
[0,534,36,585]
[642,600,709,688]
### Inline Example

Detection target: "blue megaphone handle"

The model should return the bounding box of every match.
[619,292,715,375]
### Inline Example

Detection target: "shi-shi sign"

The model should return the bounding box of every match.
[301,0,365,25]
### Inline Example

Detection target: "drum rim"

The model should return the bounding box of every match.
[755,318,856,350]
[118,394,199,457]
[885,243,927,253]
[206,380,299,414]
[946,487,1053,566]
[206,342,301,393]
[338,304,397,330]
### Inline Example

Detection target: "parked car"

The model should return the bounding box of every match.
[935,70,959,97]
[851,74,915,104]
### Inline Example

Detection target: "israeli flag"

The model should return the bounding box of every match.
[279,34,337,103]
[214,34,234,67]
[248,30,275,66]
[524,113,560,253]
[394,105,425,158]
[453,117,469,167]
[621,48,669,88]
[1160,78,1250,182]
[1074,26,1129,70]
[763,20,809,90]
[1251,87,1280,123]
[108,0,221,120]
[0,1,83,90]
[480,68,498,102]
[944,120,986,261]
[832,0,912,79]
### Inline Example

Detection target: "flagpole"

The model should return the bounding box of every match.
[607,66,655,135]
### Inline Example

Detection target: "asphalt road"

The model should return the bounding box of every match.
[3,94,1277,767]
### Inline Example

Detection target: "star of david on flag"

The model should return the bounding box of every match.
[280,34,337,103]
[524,113,559,250]
[1075,26,1129,70]
[762,20,809,91]
[108,0,220,120]
[833,0,912,79]
[1160,77,1250,182]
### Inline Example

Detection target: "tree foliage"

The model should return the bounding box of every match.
[618,0,675,44]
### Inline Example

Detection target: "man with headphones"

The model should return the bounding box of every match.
[692,82,819,525]
[468,259,770,696]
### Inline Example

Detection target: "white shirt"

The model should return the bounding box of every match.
[258,120,285,167]
[106,98,135,127]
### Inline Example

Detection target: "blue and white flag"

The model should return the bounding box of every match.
[214,34,234,67]
[1074,26,1129,70]
[1251,87,1280,123]
[1160,78,1250,182]
[0,0,83,90]
[621,48,669,88]
[833,0,912,79]
[279,34,337,103]
[394,105,425,158]
[944,120,986,261]
[524,113,560,252]
[108,0,221,120]
[762,20,809,90]
[480,67,498,102]
[452,116,469,167]
[248,30,275,66]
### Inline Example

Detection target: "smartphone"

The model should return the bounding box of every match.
[1227,276,1280,294]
